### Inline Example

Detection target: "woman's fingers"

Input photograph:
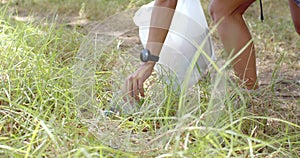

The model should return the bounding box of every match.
[138,79,145,97]
[124,75,144,102]
[132,78,140,101]
[123,62,154,102]
[123,76,131,102]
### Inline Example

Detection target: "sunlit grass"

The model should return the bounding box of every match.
[0,0,299,157]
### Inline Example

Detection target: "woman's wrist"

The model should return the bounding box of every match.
[143,61,156,67]
[146,42,163,56]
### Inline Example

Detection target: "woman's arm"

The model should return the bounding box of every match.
[146,0,178,61]
[124,0,178,101]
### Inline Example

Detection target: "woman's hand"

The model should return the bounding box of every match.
[122,0,177,102]
[124,62,155,101]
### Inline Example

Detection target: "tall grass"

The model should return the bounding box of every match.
[1,0,299,157]
[0,4,135,157]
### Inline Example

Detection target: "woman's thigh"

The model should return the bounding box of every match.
[209,0,255,19]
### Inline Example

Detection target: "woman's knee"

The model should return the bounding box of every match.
[209,0,254,23]
[208,1,226,23]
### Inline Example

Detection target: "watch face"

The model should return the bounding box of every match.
[140,49,149,62]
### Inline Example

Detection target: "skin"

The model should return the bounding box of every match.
[209,0,258,90]
[289,0,300,35]
[124,0,178,101]
[124,0,300,101]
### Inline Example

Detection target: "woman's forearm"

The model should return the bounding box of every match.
[146,0,178,62]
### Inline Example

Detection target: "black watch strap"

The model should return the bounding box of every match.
[141,49,159,62]
[149,54,159,62]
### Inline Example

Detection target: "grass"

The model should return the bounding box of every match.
[1,0,299,157]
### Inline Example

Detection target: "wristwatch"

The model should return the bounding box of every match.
[140,49,159,62]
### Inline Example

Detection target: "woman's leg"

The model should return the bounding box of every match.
[289,0,300,35]
[209,0,258,89]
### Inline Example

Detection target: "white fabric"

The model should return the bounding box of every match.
[134,0,214,88]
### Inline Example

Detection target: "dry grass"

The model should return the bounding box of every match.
[0,0,299,157]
